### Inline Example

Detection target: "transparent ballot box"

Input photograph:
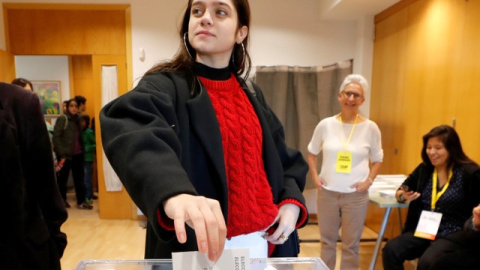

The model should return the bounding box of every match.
[75,257,329,270]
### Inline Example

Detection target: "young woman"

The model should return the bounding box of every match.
[53,99,92,210]
[100,0,308,261]
[307,74,383,270]
[382,125,480,270]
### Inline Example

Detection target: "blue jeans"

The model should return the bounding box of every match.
[84,161,94,199]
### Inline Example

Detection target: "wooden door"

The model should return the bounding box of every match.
[92,54,135,219]
[0,49,15,82]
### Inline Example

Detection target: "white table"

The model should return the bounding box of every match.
[368,175,409,270]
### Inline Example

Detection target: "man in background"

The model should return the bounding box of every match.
[0,82,68,270]
[74,95,87,114]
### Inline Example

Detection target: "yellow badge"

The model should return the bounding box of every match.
[336,151,352,173]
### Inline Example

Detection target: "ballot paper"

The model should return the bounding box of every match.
[172,249,250,270]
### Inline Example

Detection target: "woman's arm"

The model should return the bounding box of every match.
[307,152,325,189]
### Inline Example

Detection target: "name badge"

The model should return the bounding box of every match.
[336,151,352,174]
[414,210,443,240]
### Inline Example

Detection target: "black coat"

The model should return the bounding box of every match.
[0,83,68,270]
[401,162,480,233]
[100,72,308,258]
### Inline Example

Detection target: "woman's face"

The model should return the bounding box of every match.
[68,101,79,115]
[188,0,247,67]
[338,83,365,112]
[426,136,450,168]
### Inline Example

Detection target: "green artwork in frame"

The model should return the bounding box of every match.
[32,81,62,116]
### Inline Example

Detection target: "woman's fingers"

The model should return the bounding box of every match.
[265,204,299,244]
[164,194,226,261]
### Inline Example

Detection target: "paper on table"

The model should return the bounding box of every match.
[172,249,250,270]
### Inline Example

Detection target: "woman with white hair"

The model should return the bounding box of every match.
[307,74,384,269]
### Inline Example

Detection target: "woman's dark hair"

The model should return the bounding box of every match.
[65,99,78,116]
[12,78,33,91]
[74,95,87,106]
[145,0,251,79]
[80,114,91,131]
[421,125,476,168]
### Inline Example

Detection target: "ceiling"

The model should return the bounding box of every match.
[319,0,402,21]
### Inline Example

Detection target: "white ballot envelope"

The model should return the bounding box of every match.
[172,249,251,270]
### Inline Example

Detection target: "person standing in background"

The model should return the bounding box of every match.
[11,77,34,91]
[74,95,87,114]
[307,74,383,270]
[80,114,96,204]
[53,99,92,210]
[0,82,67,270]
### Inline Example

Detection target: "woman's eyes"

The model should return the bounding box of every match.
[216,9,227,16]
[192,8,203,16]
[191,7,228,17]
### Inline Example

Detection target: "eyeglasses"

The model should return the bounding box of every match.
[341,91,363,100]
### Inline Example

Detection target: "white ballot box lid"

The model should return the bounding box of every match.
[75,257,329,270]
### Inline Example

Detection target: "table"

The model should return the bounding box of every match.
[368,192,408,270]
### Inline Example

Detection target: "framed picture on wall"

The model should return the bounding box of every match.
[32,81,62,116]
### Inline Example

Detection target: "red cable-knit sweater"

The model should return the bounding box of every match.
[199,75,279,237]
[156,71,308,256]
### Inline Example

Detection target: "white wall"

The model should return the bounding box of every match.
[2,0,376,214]
[0,0,371,82]
[15,55,71,104]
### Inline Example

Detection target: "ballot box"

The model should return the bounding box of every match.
[75,257,328,270]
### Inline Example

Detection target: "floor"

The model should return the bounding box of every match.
[60,193,415,270]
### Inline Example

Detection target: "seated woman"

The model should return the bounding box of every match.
[382,125,480,270]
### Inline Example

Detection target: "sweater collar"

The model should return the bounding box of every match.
[194,62,231,81]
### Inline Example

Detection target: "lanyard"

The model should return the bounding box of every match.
[339,114,358,151]
[431,168,453,210]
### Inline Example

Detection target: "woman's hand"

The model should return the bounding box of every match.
[401,190,421,202]
[351,179,371,193]
[264,203,300,245]
[312,174,327,190]
[473,204,480,229]
[163,194,226,262]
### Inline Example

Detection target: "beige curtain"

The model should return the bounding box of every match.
[254,60,353,189]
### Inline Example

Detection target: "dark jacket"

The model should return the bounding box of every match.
[53,112,84,159]
[401,163,480,233]
[100,72,308,258]
[0,83,68,270]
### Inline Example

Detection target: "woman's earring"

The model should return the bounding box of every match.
[183,33,193,60]
[240,43,246,68]
[232,42,246,69]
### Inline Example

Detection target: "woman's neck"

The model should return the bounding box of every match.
[339,112,358,124]
[435,165,450,186]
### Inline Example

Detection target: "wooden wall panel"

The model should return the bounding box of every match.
[371,0,480,174]
[454,0,480,162]
[6,9,126,55]
[0,49,15,83]
[368,0,480,235]
[71,55,94,118]
[371,7,409,175]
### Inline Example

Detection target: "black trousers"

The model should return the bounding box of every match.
[382,230,478,270]
[419,230,480,270]
[57,153,86,205]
